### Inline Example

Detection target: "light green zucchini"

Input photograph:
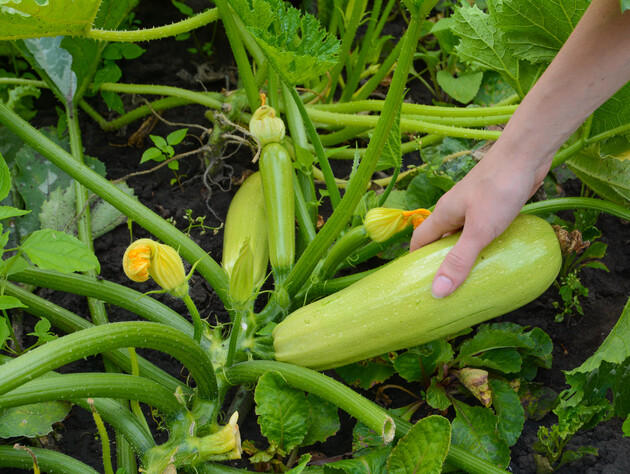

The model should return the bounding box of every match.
[273,214,561,370]
[222,172,269,287]
[259,142,295,281]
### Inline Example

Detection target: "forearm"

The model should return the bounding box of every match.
[497,0,630,171]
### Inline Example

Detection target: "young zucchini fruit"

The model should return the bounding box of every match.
[250,104,295,282]
[222,172,269,288]
[273,214,562,370]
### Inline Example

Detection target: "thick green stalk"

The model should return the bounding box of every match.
[9,267,192,333]
[293,174,317,245]
[0,446,99,474]
[293,268,377,303]
[0,102,230,305]
[2,282,185,393]
[327,0,368,101]
[321,133,442,160]
[87,8,220,42]
[521,197,630,221]
[0,373,182,418]
[317,226,370,280]
[226,360,396,443]
[340,0,383,102]
[0,321,215,399]
[99,82,224,109]
[286,84,342,208]
[353,37,402,101]
[306,107,503,140]
[279,10,427,306]
[214,0,261,111]
[311,100,518,117]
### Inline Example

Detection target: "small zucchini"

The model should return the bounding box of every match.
[222,172,269,288]
[273,214,561,370]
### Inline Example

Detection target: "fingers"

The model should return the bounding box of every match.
[409,205,463,252]
[430,225,494,298]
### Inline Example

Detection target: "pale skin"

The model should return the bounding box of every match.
[410,0,630,298]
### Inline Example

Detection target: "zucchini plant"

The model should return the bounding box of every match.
[0,0,629,473]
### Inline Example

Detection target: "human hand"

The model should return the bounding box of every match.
[410,145,550,298]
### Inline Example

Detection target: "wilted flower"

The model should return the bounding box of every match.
[249,96,286,146]
[364,207,431,242]
[229,240,255,306]
[123,239,188,298]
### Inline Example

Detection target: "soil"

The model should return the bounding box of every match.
[3,1,630,473]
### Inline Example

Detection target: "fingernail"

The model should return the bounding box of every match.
[432,275,453,299]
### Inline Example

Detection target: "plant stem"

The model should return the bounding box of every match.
[311,100,518,117]
[87,8,220,42]
[0,373,182,418]
[88,399,115,474]
[317,226,370,280]
[99,82,224,110]
[3,282,185,393]
[280,9,427,305]
[183,293,204,342]
[293,268,378,303]
[0,102,230,306]
[0,321,217,400]
[213,0,261,111]
[226,360,396,442]
[0,446,99,474]
[226,308,249,367]
[522,197,630,221]
[305,107,503,140]
[9,267,192,333]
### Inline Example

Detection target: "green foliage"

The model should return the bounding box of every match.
[0,0,102,40]
[0,400,71,438]
[231,0,340,85]
[553,271,589,322]
[141,128,189,172]
[386,415,451,473]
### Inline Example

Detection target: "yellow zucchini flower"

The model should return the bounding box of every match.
[123,239,189,298]
[364,207,431,242]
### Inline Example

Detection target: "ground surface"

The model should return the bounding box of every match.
[3,1,630,472]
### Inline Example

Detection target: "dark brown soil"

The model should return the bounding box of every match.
[3,1,630,473]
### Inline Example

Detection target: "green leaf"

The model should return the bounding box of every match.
[567,149,630,206]
[490,378,524,447]
[451,402,511,468]
[0,318,9,348]
[301,394,340,446]
[386,416,451,474]
[458,328,534,373]
[0,153,11,201]
[0,401,71,437]
[335,359,396,390]
[519,382,558,421]
[166,128,188,146]
[254,371,310,451]
[287,454,311,473]
[405,173,446,210]
[489,0,589,63]
[141,147,165,164]
[623,0,630,13]
[323,446,391,473]
[39,180,136,240]
[426,378,451,411]
[0,206,30,220]
[0,295,27,310]
[567,296,630,374]
[436,70,483,104]
[451,4,542,97]
[0,0,102,40]
[21,36,77,103]
[231,0,340,85]
[623,415,630,436]
[394,340,454,384]
[352,422,385,452]
[21,228,101,274]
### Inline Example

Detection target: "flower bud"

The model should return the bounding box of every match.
[363,207,432,242]
[123,239,188,298]
[363,208,407,242]
[249,105,285,146]
[197,411,242,461]
[229,240,255,306]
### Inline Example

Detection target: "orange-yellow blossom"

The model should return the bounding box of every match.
[364,207,431,242]
[123,239,189,298]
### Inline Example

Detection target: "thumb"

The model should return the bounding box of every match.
[431,227,492,299]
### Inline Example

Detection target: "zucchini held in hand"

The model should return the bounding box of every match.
[273,214,561,370]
